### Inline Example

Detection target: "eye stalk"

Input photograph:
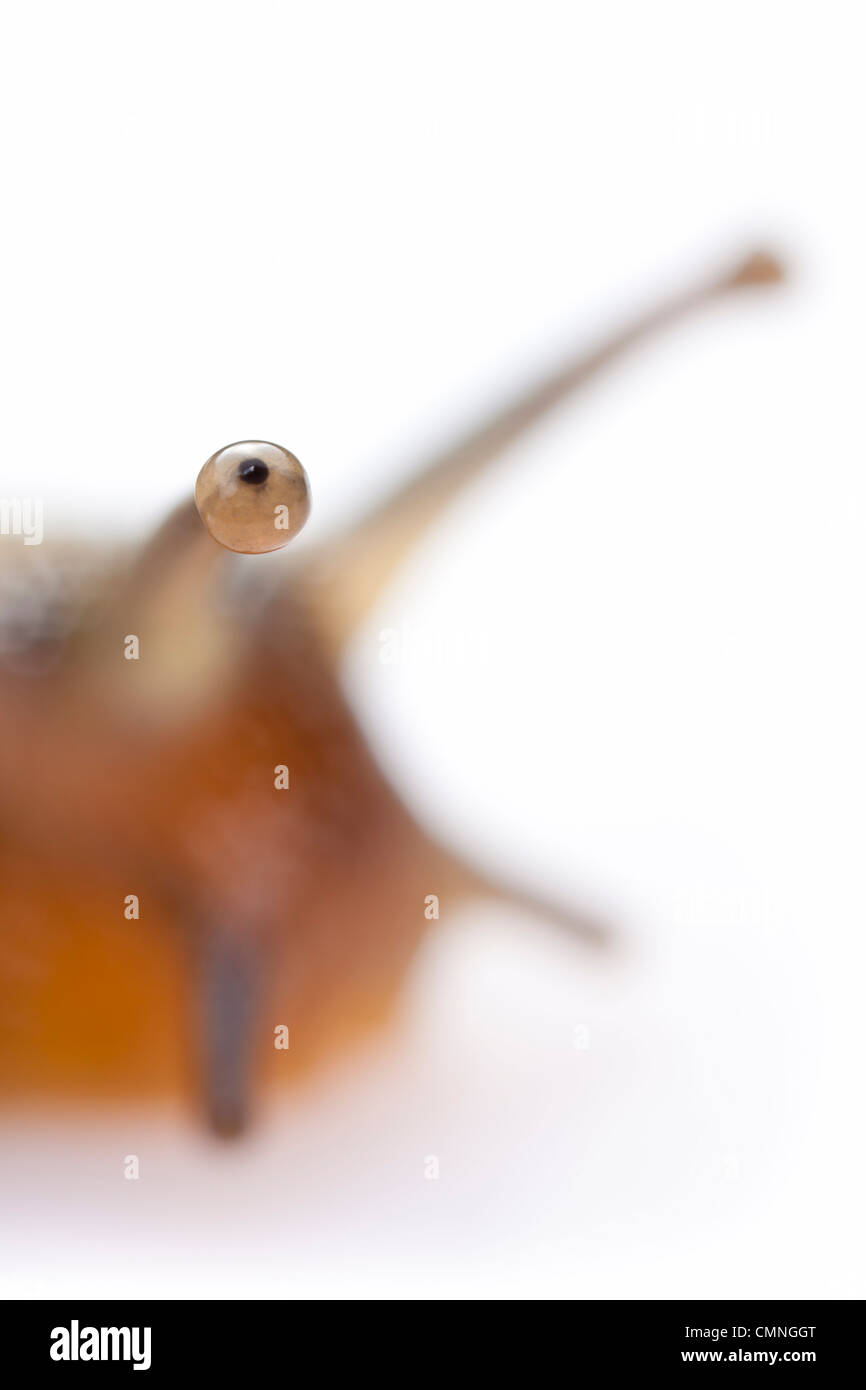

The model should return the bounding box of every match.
[195,440,311,554]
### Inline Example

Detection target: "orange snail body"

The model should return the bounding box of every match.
[0,612,433,1121]
[0,250,785,1135]
[0,443,436,1135]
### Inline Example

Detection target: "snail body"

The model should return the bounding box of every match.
[0,249,783,1134]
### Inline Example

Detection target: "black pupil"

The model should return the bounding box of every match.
[238,459,269,484]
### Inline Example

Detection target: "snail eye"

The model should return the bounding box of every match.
[195,441,311,554]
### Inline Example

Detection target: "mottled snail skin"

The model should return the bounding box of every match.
[0,249,784,1136]
[195,440,311,553]
[0,582,436,1135]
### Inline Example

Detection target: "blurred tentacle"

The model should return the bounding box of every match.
[301,248,785,654]
[67,500,250,717]
[197,930,263,1138]
[427,837,613,949]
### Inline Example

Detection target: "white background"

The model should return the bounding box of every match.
[1,1,864,1298]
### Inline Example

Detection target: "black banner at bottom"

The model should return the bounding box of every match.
[0,1298,857,1374]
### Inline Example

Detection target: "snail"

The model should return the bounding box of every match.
[0,248,784,1136]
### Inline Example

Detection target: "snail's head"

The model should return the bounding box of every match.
[72,440,313,715]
